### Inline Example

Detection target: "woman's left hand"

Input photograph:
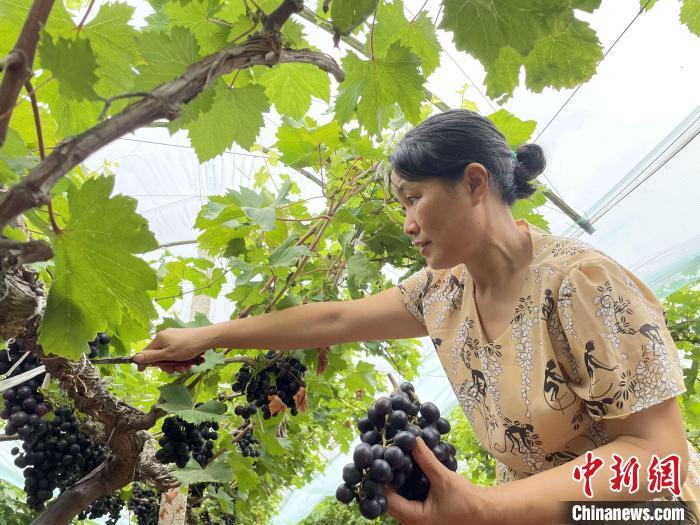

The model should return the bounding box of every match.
[384,438,499,525]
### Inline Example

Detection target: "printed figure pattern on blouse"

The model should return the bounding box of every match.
[396,223,700,503]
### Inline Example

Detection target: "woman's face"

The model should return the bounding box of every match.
[390,168,487,270]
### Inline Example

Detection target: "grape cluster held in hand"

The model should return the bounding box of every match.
[336,382,458,520]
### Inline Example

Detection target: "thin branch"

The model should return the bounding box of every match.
[75,0,97,31]
[370,0,379,61]
[409,0,429,23]
[0,38,343,231]
[0,0,55,146]
[0,237,53,269]
[26,79,62,235]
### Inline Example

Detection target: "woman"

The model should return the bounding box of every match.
[134,110,699,524]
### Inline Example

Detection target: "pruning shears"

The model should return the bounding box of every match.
[0,355,204,392]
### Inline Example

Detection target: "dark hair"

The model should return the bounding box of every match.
[387,109,546,206]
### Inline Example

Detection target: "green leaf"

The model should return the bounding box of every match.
[157,313,212,331]
[335,43,425,135]
[371,0,441,76]
[231,456,259,491]
[188,84,270,162]
[174,455,233,484]
[0,129,37,185]
[82,2,141,97]
[487,109,537,148]
[440,1,602,98]
[135,27,200,91]
[255,425,289,456]
[484,46,522,103]
[43,81,101,138]
[191,349,227,373]
[157,384,227,424]
[574,0,602,12]
[241,206,276,231]
[165,0,228,54]
[1,225,27,242]
[268,237,314,268]
[523,19,603,93]
[38,35,99,100]
[258,64,330,120]
[275,119,342,169]
[681,0,700,36]
[330,0,376,34]
[347,253,380,287]
[38,177,158,360]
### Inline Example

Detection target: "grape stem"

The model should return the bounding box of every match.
[387,373,399,393]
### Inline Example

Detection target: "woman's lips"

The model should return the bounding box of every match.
[419,242,431,255]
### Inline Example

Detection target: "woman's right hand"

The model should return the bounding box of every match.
[133,327,212,373]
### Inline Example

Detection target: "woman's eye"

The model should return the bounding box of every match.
[407,196,418,205]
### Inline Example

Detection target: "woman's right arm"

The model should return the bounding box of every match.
[133,287,428,370]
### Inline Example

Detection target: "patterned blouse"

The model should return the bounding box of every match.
[397,219,700,510]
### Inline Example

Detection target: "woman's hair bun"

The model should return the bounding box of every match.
[514,143,546,181]
[511,143,545,201]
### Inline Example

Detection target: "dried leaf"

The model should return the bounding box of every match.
[293,386,308,413]
[268,394,288,416]
[277,420,287,438]
[343,419,352,428]
[316,345,330,375]
[355,389,364,399]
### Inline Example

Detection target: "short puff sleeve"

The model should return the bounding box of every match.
[396,267,434,328]
[554,259,685,421]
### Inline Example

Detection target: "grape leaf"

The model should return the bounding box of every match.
[135,27,200,91]
[174,456,233,484]
[38,176,158,360]
[43,81,102,138]
[484,46,523,103]
[523,19,603,93]
[0,129,37,185]
[187,84,270,162]
[82,2,141,97]
[258,64,330,120]
[335,43,425,135]
[275,119,342,169]
[371,0,441,76]
[681,0,700,36]
[439,0,602,98]
[330,0,376,34]
[191,349,227,373]
[164,0,228,54]
[231,456,259,491]
[38,35,99,101]
[347,253,381,287]
[487,109,537,148]
[241,206,276,231]
[157,384,227,424]
[268,237,313,268]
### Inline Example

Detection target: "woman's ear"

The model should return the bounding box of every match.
[462,163,490,205]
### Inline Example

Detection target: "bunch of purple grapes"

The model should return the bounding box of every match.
[336,382,458,520]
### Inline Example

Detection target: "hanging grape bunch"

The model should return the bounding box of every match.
[127,484,160,525]
[231,350,307,419]
[200,510,236,524]
[335,382,458,520]
[1,342,48,441]
[77,493,124,525]
[155,415,218,468]
[235,421,260,458]
[10,405,107,510]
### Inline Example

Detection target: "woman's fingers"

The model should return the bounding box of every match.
[133,349,170,365]
[383,486,422,524]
